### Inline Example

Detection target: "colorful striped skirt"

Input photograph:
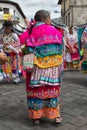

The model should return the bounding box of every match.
[26,65,63,119]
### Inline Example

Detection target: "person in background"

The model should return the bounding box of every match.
[0,20,21,83]
[65,26,80,70]
[20,10,63,124]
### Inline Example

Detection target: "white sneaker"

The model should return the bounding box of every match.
[13,77,20,83]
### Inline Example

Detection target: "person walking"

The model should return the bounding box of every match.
[0,20,21,83]
[65,26,80,70]
[20,10,63,124]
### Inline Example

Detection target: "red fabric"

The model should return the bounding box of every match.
[70,46,80,61]
[26,72,60,99]
[56,27,64,36]
[10,52,16,56]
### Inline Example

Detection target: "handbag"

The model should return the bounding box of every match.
[23,53,34,72]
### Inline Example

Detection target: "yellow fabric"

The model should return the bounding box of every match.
[34,55,63,68]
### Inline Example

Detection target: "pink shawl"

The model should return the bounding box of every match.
[20,23,62,47]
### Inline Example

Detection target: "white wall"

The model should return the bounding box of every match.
[0,3,25,29]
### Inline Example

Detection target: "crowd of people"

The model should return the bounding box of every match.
[0,9,87,124]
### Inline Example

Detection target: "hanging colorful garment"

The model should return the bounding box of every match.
[77,27,84,53]
[81,27,87,72]
[81,27,87,47]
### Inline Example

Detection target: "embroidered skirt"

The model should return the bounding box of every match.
[27,97,60,119]
[26,64,63,119]
[30,65,63,87]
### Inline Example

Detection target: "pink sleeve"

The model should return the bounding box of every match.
[20,30,29,45]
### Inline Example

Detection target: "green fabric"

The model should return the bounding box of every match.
[81,61,87,71]
[21,43,63,57]
[80,49,84,56]
[27,97,59,110]
[21,46,29,54]
[0,69,3,73]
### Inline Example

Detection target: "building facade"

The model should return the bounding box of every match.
[0,0,26,30]
[58,0,87,26]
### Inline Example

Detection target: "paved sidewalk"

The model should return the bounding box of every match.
[0,71,87,130]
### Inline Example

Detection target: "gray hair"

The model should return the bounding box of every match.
[34,10,50,22]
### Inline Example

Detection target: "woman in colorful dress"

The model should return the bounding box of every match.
[65,26,80,70]
[0,20,21,83]
[20,10,63,124]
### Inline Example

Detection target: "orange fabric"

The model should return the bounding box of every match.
[28,105,60,119]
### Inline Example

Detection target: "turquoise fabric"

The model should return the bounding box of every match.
[27,97,59,110]
[28,43,63,58]
[30,77,61,86]
[81,61,87,71]
[77,28,84,53]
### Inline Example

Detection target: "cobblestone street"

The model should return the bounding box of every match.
[0,71,87,130]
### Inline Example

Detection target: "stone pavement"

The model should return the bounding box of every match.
[0,71,87,130]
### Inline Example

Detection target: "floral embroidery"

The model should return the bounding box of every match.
[27,86,60,99]
[27,98,59,110]
[34,55,63,68]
